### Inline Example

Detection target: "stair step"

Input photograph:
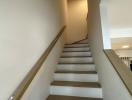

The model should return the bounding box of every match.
[51,81,101,88]
[63,47,90,52]
[62,52,92,57]
[54,73,98,82]
[64,46,89,48]
[50,81,102,98]
[65,43,88,45]
[61,56,92,58]
[47,95,103,100]
[59,57,94,64]
[57,64,96,71]
[66,43,88,45]
[63,51,90,52]
[55,71,97,74]
[59,62,94,64]
[64,44,89,48]
[47,39,103,99]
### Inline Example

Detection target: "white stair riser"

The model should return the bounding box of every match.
[62,52,92,57]
[65,44,89,47]
[54,74,98,82]
[63,48,90,52]
[59,57,93,63]
[50,86,102,98]
[57,64,96,71]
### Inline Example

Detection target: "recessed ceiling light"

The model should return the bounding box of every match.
[122,45,130,49]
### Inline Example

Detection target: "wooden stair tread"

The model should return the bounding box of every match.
[64,45,90,49]
[65,43,89,45]
[63,50,90,52]
[47,95,103,100]
[55,71,97,74]
[61,56,92,58]
[64,46,89,48]
[58,62,94,64]
[51,81,101,88]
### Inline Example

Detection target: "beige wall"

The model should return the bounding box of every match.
[0,0,66,100]
[87,0,132,100]
[66,0,88,43]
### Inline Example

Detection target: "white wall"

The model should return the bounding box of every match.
[66,0,88,43]
[107,0,132,50]
[22,34,65,100]
[0,0,67,100]
[107,0,132,38]
[87,0,132,100]
[100,1,111,49]
[115,49,132,57]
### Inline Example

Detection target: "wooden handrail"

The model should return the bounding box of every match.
[9,26,66,100]
[104,49,132,95]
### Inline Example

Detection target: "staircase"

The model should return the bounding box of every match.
[47,39,103,100]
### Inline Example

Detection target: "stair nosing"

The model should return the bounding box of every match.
[51,81,101,88]
[58,63,94,65]
[64,46,89,48]
[47,95,103,100]
[65,46,90,49]
[55,71,97,74]
[63,50,90,52]
[65,43,89,45]
[60,56,92,58]
[63,51,90,52]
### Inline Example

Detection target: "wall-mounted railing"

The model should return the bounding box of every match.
[104,49,132,96]
[9,26,66,100]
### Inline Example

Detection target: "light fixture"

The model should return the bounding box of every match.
[122,45,130,49]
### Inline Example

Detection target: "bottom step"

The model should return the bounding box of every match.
[50,81,102,98]
[47,95,103,100]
